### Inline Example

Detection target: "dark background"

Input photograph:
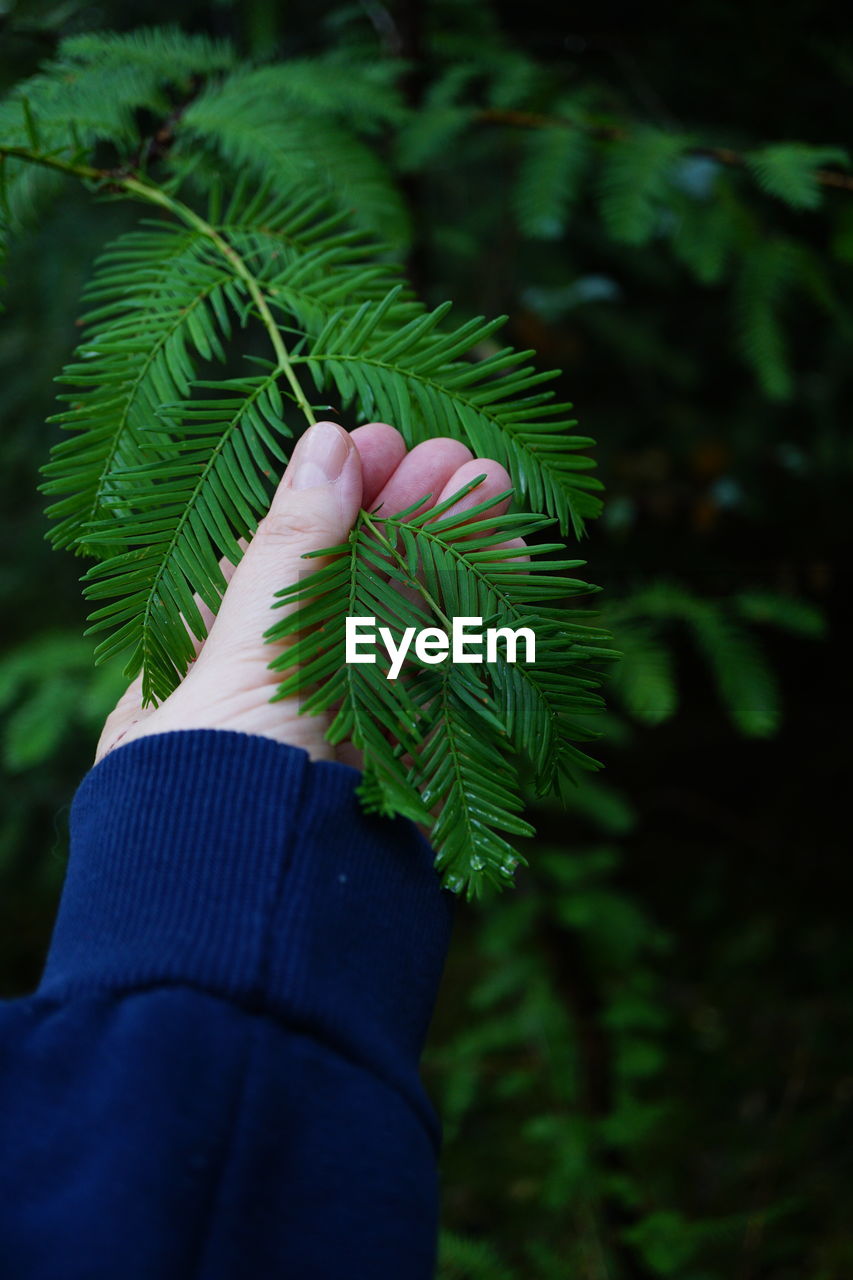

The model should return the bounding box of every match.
[0,2,850,1275]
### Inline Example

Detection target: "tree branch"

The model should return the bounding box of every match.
[0,144,316,425]
[476,107,853,194]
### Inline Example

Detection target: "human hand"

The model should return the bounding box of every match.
[96,421,521,766]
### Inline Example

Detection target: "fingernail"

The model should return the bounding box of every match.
[288,422,350,490]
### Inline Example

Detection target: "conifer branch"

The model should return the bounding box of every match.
[121,178,316,425]
[476,108,853,194]
[0,144,315,424]
[0,42,609,890]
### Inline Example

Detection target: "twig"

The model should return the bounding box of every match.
[476,107,853,194]
[0,144,315,426]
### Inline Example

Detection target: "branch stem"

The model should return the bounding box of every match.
[360,510,454,629]
[476,108,853,194]
[0,145,315,424]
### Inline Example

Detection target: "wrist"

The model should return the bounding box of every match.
[100,670,334,763]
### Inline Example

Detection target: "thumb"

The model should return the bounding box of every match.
[199,421,363,667]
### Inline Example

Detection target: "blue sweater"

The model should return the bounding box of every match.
[0,730,455,1279]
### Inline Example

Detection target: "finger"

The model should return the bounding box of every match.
[349,422,407,508]
[370,437,473,519]
[491,535,530,562]
[381,455,513,623]
[198,421,362,671]
[432,457,513,530]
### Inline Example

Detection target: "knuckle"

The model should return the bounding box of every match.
[257,508,323,543]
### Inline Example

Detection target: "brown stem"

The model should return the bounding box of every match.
[476,107,853,194]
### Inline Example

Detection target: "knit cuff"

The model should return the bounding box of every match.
[40,731,455,1134]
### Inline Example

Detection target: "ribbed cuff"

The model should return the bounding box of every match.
[40,731,455,1139]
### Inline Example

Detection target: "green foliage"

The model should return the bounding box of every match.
[607,622,679,725]
[733,588,826,636]
[598,127,689,246]
[669,179,741,285]
[0,633,124,773]
[178,61,410,245]
[0,3,845,1272]
[1,28,607,894]
[298,293,604,533]
[429,842,675,1276]
[606,582,824,737]
[268,481,611,894]
[0,29,234,247]
[42,184,411,700]
[438,1229,518,1279]
[395,50,853,405]
[396,66,480,172]
[58,28,234,76]
[734,236,804,400]
[41,218,240,557]
[514,107,592,241]
[746,143,850,211]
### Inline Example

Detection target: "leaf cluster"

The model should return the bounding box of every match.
[267,480,612,896]
[605,581,824,737]
[394,46,852,404]
[0,29,606,893]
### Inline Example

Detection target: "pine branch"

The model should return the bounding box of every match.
[603,582,815,738]
[0,40,607,891]
[477,107,853,196]
[41,223,238,551]
[292,291,603,537]
[268,482,609,896]
[177,63,410,247]
[120,177,316,423]
[81,371,291,703]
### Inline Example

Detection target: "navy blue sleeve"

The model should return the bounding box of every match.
[0,730,455,1280]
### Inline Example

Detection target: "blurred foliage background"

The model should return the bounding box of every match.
[1,0,850,1275]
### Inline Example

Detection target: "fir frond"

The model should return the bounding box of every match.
[40,222,240,552]
[0,29,233,205]
[688,606,780,738]
[179,66,410,247]
[58,27,236,77]
[396,66,481,171]
[670,183,739,286]
[0,33,608,890]
[206,54,406,133]
[607,583,786,738]
[0,632,125,772]
[598,127,687,246]
[39,185,415,560]
[608,623,678,724]
[514,111,591,240]
[734,237,802,400]
[296,292,604,536]
[746,143,850,211]
[733,589,825,637]
[411,664,534,895]
[0,28,234,268]
[268,484,608,895]
[81,372,291,703]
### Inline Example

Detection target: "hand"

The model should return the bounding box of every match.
[96,420,520,766]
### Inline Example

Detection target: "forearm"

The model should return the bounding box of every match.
[0,731,454,1279]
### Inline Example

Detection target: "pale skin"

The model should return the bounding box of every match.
[97,421,526,766]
